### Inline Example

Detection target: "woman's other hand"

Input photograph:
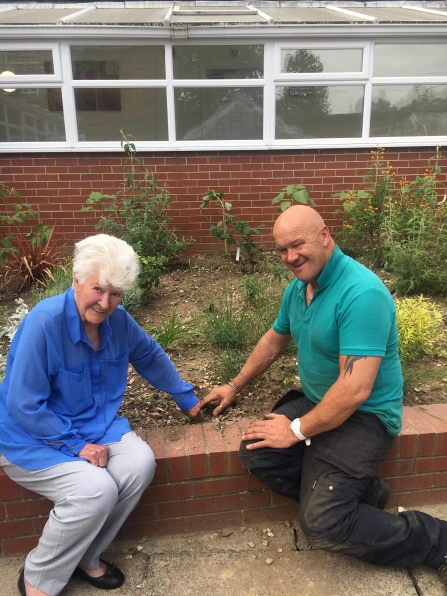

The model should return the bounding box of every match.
[78,443,109,467]
[185,403,203,422]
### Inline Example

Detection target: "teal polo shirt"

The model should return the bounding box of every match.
[273,246,403,436]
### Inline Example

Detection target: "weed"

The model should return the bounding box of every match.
[145,312,202,350]
[217,349,249,382]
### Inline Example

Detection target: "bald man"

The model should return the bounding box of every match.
[202,205,447,579]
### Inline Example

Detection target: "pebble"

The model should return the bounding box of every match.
[247,542,256,548]
[266,558,274,565]
[126,555,132,559]
[137,545,143,551]
[210,532,219,540]
[398,506,407,513]
[262,539,269,547]
[284,521,292,528]
[240,526,247,532]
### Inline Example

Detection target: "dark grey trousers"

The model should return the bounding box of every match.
[239,389,447,569]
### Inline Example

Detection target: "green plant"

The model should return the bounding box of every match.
[272,184,314,213]
[32,264,73,306]
[83,131,188,301]
[239,275,263,306]
[200,190,264,269]
[121,282,143,313]
[217,349,249,382]
[0,226,63,292]
[202,290,251,350]
[145,311,202,350]
[0,188,53,265]
[395,296,443,365]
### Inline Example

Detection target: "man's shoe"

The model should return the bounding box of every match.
[438,555,447,584]
[17,567,25,596]
[74,560,125,590]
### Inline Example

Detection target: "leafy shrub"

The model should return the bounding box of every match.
[83,132,188,301]
[271,184,315,213]
[395,296,443,364]
[334,147,447,294]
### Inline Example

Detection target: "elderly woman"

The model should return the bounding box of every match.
[0,234,201,596]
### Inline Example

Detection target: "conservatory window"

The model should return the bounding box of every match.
[71,46,165,80]
[275,85,364,139]
[280,48,363,75]
[173,45,264,80]
[373,44,447,77]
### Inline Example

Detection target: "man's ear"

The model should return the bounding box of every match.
[321,225,331,246]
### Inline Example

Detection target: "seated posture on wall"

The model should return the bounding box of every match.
[0,234,201,596]
[202,205,447,581]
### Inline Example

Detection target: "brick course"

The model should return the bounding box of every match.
[1,147,444,252]
[2,405,447,556]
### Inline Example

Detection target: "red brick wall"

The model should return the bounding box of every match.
[2,405,447,556]
[0,147,443,253]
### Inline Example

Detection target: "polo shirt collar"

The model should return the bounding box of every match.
[65,288,112,349]
[316,245,349,290]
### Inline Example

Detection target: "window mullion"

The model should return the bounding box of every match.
[165,41,176,145]
[264,40,275,145]
[60,42,78,146]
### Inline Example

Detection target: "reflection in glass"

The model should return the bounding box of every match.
[75,88,167,142]
[71,46,165,80]
[175,87,263,140]
[281,49,362,74]
[276,85,364,139]
[0,50,54,75]
[374,45,447,77]
[0,88,65,142]
[173,46,263,79]
[371,85,447,137]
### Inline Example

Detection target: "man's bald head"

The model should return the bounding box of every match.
[273,205,335,287]
[273,205,324,239]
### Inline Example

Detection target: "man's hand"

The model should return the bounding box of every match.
[185,403,203,422]
[200,385,238,417]
[78,443,108,467]
[241,413,299,450]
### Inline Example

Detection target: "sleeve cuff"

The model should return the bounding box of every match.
[171,391,199,412]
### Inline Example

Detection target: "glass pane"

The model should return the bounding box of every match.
[75,88,167,141]
[371,85,447,137]
[374,44,447,77]
[0,88,65,142]
[281,49,362,74]
[175,87,263,140]
[0,50,54,75]
[276,85,364,139]
[173,45,263,79]
[71,46,165,80]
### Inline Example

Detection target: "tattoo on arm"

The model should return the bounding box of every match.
[344,356,367,377]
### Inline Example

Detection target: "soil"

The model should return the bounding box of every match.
[2,253,447,433]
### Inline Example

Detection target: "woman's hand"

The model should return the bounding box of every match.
[78,443,109,467]
[185,403,203,422]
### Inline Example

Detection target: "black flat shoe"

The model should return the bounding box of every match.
[74,560,125,590]
[17,567,25,596]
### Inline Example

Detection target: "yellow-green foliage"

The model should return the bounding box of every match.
[395,296,443,364]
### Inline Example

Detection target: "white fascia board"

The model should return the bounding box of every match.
[0,23,446,40]
[0,6,17,14]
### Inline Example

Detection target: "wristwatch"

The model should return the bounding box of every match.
[290,418,311,446]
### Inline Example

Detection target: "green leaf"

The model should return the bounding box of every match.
[280,201,291,212]
[272,193,285,204]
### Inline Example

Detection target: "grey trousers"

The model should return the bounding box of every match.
[0,431,156,596]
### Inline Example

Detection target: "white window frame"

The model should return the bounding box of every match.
[0,37,446,151]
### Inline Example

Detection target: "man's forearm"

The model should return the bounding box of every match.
[232,329,291,390]
[299,380,369,439]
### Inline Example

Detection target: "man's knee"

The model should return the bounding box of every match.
[299,474,363,545]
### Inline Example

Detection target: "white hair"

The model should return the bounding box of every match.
[73,234,140,291]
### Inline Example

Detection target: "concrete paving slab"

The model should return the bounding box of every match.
[2,505,447,596]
